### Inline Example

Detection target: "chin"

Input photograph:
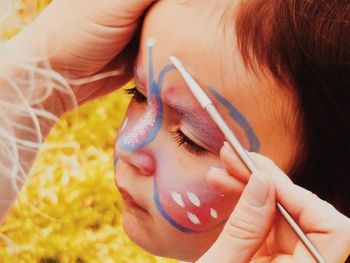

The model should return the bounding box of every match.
[122,212,217,262]
[121,213,165,256]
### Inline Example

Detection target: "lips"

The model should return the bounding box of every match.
[119,188,135,204]
[118,187,149,214]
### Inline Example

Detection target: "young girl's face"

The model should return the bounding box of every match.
[114,1,300,261]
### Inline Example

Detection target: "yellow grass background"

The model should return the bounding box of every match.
[0,1,176,262]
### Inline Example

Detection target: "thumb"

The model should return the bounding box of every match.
[198,172,276,263]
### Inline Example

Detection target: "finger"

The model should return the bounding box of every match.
[233,150,323,224]
[70,43,137,104]
[220,142,251,183]
[198,171,276,263]
[247,152,293,184]
[249,151,350,262]
[207,167,245,196]
[128,0,157,10]
[118,0,157,17]
[221,144,292,185]
[247,152,340,227]
[223,149,350,262]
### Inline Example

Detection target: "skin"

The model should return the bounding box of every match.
[114,1,300,261]
[0,0,155,225]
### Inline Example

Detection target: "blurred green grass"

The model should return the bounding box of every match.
[0,1,176,262]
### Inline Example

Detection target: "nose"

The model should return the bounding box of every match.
[115,141,156,176]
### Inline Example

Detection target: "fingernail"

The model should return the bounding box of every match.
[208,167,225,175]
[242,171,269,207]
[223,141,233,152]
[222,142,235,158]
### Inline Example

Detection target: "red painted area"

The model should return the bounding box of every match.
[155,169,235,232]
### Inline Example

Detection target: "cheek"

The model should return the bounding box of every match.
[153,154,236,233]
[116,96,162,152]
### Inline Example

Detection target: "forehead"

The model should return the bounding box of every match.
[136,1,301,171]
[140,1,242,92]
[139,1,274,116]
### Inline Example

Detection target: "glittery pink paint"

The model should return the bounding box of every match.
[118,96,161,151]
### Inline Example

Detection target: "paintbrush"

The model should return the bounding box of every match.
[169,55,326,263]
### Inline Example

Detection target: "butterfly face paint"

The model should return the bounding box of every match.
[208,87,260,152]
[115,38,260,233]
[117,38,174,152]
[117,96,160,151]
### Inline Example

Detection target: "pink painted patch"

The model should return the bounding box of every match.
[120,96,160,149]
[155,167,236,232]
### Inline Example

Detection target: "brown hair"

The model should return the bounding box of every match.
[235,0,350,216]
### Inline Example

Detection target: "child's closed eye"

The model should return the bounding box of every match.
[124,87,147,103]
[171,130,207,156]
[125,87,207,156]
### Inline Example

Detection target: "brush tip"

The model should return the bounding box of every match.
[146,38,156,47]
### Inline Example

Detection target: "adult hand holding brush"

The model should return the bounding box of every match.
[198,144,350,263]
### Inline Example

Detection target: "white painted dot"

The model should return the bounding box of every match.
[187,191,201,207]
[120,117,128,132]
[187,212,201,225]
[171,191,185,208]
[210,208,218,219]
[146,38,156,47]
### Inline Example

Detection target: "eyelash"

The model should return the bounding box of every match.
[171,130,207,156]
[125,87,207,156]
[124,87,147,103]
